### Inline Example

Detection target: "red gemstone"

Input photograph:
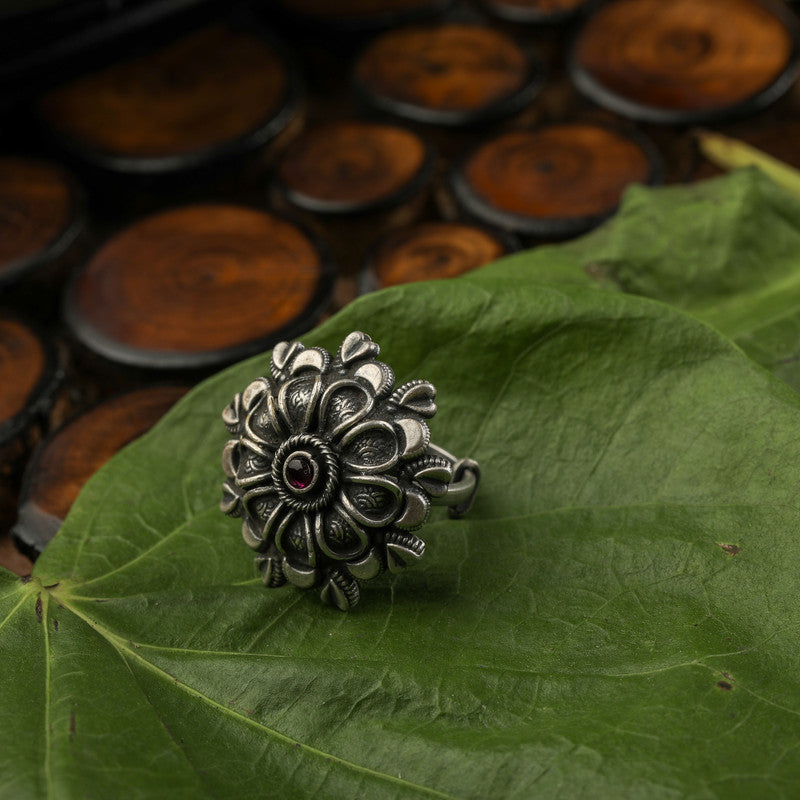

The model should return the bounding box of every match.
[286,455,315,490]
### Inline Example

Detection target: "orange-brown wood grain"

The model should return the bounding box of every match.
[24,386,187,525]
[39,26,288,160]
[70,205,326,361]
[355,24,529,114]
[462,124,653,220]
[574,0,793,113]
[0,319,46,426]
[278,122,430,213]
[368,222,508,287]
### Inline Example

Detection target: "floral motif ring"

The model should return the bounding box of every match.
[220,331,480,610]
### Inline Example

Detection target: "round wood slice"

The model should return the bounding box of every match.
[362,221,516,290]
[480,0,598,25]
[570,0,800,124]
[0,316,61,449]
[276,121,434,215]
[450,123,661,238]
[0,157,83,286]
[64,204,335,370]
[14,386,187,555]
[276,0,452,29]
[37,25,299,174]
[354,23,544,126]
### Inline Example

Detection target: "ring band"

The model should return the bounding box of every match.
[220,331,480,610]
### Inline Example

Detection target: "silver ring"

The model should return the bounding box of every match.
[220,331,480,610]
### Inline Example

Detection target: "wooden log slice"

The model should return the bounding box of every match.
[480,0,597,25]
[276,0,452,30]
[276,121,434,214]
[354,23,544,126]
[0,317,61,450]
[64,204,335,370]
[0,157,83,287]
[570,0,800,124]
[450,123,661,238]
[14,386,187,555]
[362,221,516,290]
[37,25,299,174]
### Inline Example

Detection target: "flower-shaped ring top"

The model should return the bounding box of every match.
[221,331,479,610]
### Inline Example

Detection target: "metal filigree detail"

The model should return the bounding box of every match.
[221,331,454,610]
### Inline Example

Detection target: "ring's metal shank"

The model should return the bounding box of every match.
[427,443,480,517]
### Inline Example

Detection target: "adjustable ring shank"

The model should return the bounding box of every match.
[426,443,480,517]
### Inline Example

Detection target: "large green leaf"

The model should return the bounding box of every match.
[3,262,800,797]
[493,168,800,391]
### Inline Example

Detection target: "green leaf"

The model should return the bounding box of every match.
[493,168,800,391]
[3,266,800,797]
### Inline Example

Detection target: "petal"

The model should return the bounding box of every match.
[245,391,285,448]
[339,420,399,474]
[242,378,270,412]
[354,361,394,398]
[271,340,304,382]
[319,569,360,610]
[314,505,369,560]
[391,380,437,419]
[341,474,402,527]
[222,393,242,433]
[409,454,452,498]
[220,480,242,517]
[339,331,379,365]
[384,530,425,574]
[255,555,287,588]
[347,547,382,581]
[275,511,316,568]
[283,561,317,588]
[242,488,282,530]
[290,347,330,375]
[233,438,272,488]
[241,518,265,550]
[395,417,430,459]
[319,379,375,440]
[278,376,323,434]
[393,486,430,531]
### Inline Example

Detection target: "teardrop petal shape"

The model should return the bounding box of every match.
[290,347,330,375]
[394,487,431,530]
[354,361,394,398]
[271,340,304,381]
[340,420,399,474]
[319,379,375,440]
[391,380,437,418]
[341,474,402,527]
[222,394,242,432]
[339,331,379,365]
[347,547,382,581]
[319,569,360,611]
[255,555,287,588]
[395,417,431,459]
[275,512,316,567]
[283,560,317,588]
[242,378,270,412]
[220,480,241,517]
[278,376,321,434]
[315,506,369,560]
[385,530,426,574]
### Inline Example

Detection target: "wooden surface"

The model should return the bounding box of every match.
[67,204,330,368]
[15,386,187,555]
[278,0,446,22]
[0,318,48,434]
[38,25,291,168]
[0,157,79,283]
[454,123,658,236]
[355,23,538,123]
[572,0,796,121]
[366,221,511,288]
[277,121,431,214]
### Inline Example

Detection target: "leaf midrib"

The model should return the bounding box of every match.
[49,589,461,800]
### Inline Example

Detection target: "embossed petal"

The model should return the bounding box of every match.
[340,474,403,527]
[339,419,399,474]
[319,379,375,440]
[314,505,369,560]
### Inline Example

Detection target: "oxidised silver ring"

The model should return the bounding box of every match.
[220,331,480,610]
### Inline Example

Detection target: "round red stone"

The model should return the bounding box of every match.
[286,454,315,490]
